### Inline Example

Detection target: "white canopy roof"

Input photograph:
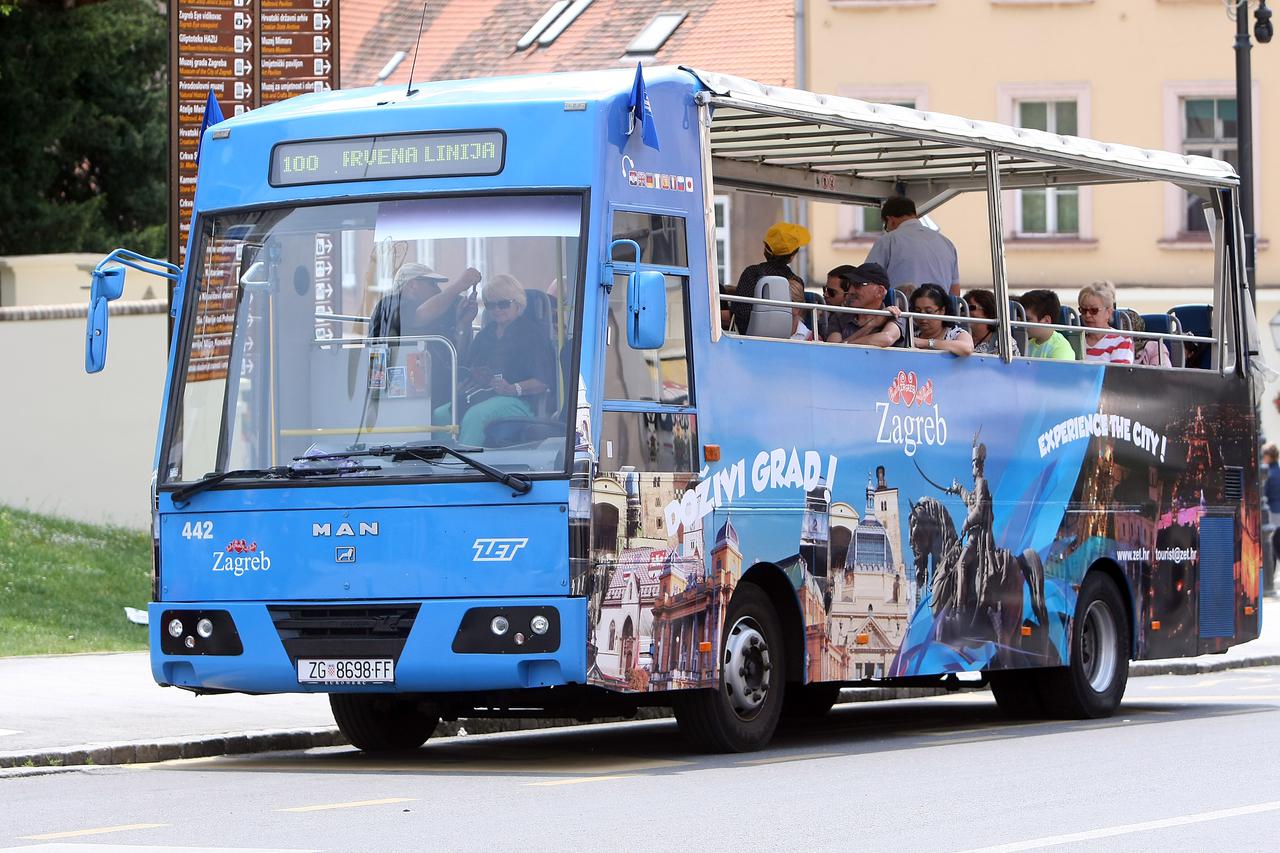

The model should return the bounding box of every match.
[685,68,1238,211]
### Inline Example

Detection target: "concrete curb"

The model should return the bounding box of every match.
[2,658,1274,772]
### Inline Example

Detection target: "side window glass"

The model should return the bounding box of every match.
[604,272,690,403]
[611,211,688,267]
[600,412,698,473]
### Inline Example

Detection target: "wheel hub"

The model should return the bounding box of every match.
[1081,600,1118,693]
[723,616,772,720]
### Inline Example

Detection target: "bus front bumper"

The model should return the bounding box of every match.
[148,597,587,694]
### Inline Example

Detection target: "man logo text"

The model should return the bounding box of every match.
[472,538,529,562]
[312,522,379,537]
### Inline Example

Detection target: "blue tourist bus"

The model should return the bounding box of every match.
[86,67,1264,752]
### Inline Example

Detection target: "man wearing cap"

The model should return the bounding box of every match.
[369,262,482,397]
[866,196,959,296]
[831,262,904,348]
[726,221,809,334]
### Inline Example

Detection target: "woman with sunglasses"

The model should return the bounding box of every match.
[446,274,556,446]
[1078,280,1134,364]
[962,289,1017,356]
[889,282,973,356]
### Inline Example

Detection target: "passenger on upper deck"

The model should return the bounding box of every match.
[830,262,904,348]
[1079,281,1134,365]
[890,283,973,356]
[1118,308,1172,367]
[1017,290,1076,361]
[789,280,815,341]
[727,222,810,334]
[866,196,960,297]
[963,289,1018,356]
[821,265,859,342]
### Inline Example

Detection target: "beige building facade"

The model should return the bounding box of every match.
[806,0,1280,434]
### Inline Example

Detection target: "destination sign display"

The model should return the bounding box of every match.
[269,131,506,186]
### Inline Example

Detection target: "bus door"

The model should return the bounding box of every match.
[586,209,700,693]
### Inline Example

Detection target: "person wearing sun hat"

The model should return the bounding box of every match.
[724,221,811,334]
[368,261,482,398]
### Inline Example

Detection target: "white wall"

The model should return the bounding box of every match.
[0,308,168,529]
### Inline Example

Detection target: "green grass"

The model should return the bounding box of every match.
[0,506,150,656]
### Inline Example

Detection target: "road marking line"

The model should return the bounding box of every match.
[737,751,840,766]
[278,797,416,813]
[955,800,1280,853]
[0,728,21,737]
[1142,694,1280,702]
[20,823,168,840]
[526,774,640,787]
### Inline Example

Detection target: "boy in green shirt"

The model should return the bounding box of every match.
[1018,290,1077,360]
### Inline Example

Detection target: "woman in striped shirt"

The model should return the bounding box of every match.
[1079,280,1134,365]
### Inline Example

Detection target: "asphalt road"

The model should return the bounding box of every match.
[3,667,1280,853]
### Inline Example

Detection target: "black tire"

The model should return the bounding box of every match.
[330,693,440,752]
[1040,572,1130,719]
[782,683,842,719]
[674,584,787,752]
[988,670,1048,718]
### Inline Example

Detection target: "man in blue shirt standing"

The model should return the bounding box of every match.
[866,196,960,297]
[1264,443,1280,596]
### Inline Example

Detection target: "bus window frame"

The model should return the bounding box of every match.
[159,187,592,494]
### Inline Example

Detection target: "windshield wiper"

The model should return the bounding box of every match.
[300,443,533,496]
[170,463,379,506]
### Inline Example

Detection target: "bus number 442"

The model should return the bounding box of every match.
[181,520,214,540]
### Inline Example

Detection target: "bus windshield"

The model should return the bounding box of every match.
[163,193,583,487]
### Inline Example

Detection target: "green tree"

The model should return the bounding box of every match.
[0,0,166,256]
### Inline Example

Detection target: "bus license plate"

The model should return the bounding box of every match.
[298,659,395,684]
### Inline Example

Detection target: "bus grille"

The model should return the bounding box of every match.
[268,605,420,661]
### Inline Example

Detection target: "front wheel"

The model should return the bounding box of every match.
[1040,572,1130,718]
[330,694,440,752]
[674,584,787,752]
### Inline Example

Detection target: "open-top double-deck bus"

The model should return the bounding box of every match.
[85,67,1263,752]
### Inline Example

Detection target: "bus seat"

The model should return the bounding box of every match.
[746,275,793,339]
[802,290,824,336]
[1008,299,1027,355]
[1142,314,1185,368]
[954,299,969,318]
[1170,304,1213,368]
[1113,307,1133,331]
[1059,306,1083,360]
[888,288,907,310]
[524,288,553,338]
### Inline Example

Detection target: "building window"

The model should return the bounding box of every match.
[1182,97,1238,233]
[712,195,731,288]
[1015,99,1079,236]
[608,620,616,650]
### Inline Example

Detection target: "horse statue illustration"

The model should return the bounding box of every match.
[907,495,1049,663]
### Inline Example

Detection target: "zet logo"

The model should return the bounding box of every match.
[472,538,528,562]
[876,370,948,457]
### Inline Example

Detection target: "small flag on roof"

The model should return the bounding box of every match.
[627,63,660,151]
[197,89,225,164]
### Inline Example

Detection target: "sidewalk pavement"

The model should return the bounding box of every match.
[3,597,1277,772]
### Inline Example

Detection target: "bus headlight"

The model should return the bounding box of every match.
[196,618,214,638]
[530,615,550,635]
[490,616,510,635]
[168,618,184,638]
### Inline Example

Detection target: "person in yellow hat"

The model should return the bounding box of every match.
[724,221,810,334]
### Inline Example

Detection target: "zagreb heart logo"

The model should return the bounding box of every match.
[888,371,934,407]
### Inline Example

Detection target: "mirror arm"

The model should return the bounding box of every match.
[602,238,642,294]
[93,248,181,283]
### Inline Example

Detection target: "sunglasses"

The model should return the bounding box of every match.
[824,287,846,298]
[1080,305,1106,316]
[485,299,515,310]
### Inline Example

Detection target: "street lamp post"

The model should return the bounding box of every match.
[1234,0,1272,300]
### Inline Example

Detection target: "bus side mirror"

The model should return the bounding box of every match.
[85,265,126,373]
[627,270,666,349]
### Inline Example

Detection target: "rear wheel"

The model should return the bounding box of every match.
[674,584,787,752]
[1040,572,1130,718]
[330,694,440,751]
